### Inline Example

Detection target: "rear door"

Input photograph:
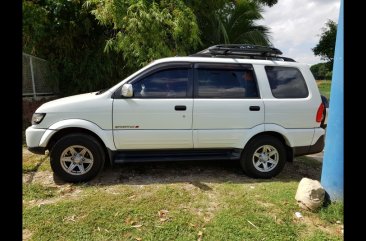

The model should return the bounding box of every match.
[261,65,321,147]
[113,63,194,149]
[192,63,264,149]
[263,66,320,128]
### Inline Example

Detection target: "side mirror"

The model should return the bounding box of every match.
[121,84,133,97]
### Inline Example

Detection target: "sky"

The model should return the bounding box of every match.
[257,0,340,65]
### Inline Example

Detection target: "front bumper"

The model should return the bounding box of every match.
[27,147,46,155]
[25,126,47,154]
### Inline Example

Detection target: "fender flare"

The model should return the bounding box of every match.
[39,119,116,150]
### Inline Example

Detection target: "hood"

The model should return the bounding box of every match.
[36,92,106,113]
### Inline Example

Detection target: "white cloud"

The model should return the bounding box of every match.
[257,0,341,65]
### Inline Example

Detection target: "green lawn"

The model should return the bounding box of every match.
[317,80,332,100]
[23,151,343,241]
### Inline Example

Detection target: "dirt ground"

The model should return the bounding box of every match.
[23,148,322,188]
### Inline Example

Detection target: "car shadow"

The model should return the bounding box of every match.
[52,157,322,187]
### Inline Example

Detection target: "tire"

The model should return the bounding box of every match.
[240,135,286,178]
[50,133,105,182]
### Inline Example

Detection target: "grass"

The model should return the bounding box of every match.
[319,202,344,224]
[23,150,343,241]
[317,80,332,99]
[23,183,58,201]
[22,150,51,173]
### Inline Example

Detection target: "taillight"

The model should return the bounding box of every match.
[316,103,325,123]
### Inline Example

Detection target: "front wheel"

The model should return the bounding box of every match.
[50,134,105,182]
[240,135,286,178]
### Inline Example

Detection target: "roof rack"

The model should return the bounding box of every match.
[190,44,296,62]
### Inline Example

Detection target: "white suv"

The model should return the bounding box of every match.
[26,45,326,182]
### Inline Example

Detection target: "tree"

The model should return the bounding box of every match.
[186,0,272,48]
[253,0,278,7]
[23,0,127,95]
[23,0,277,95]
[310,63,332,80]
[312,20,337,70]
[89,0,200,69]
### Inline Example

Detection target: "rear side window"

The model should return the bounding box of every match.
[196,69,259,98]
[265,66,308,98]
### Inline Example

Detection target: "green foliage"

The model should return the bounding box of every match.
[255,0,278,6]
[23,0,277,96]
[319,202,344,224]
[22,1,49,55]
[312,20,337,70]
[187,0,271,48]
[90,0,200,69]
[310,63,332,80]
[23,0,127,96]
[317,81,332,99]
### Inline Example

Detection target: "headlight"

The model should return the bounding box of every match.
[31,113,46,125]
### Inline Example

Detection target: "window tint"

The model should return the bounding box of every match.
[197,69,259,98]
[133,69,189,98]
[265,66,308,98]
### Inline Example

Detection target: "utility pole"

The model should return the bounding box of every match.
[320,0,343,201]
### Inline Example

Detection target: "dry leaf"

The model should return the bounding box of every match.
[135,238,142,241]
[64,215,76,222]
[125,217,137,225]
[203,216,211,222]
[97,227,101,232]
[159,217,169,222]
[197,231,203,241]
[247,220,259,229]
[189,223,197,228]
[131,224,143,228]
[158,210,169,218]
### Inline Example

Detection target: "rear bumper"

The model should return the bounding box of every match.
[293,135,325,156]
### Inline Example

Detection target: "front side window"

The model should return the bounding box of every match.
[133,69,189,98]
[265,66,309,98]
[196,68,259,98]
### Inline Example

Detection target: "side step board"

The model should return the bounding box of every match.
[111,149,243,164]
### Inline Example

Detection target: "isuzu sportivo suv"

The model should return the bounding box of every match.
[26,45,326,182]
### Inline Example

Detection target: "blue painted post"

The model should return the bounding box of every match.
[320,0,343,202]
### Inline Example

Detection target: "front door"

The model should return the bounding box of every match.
[113,65,193,149]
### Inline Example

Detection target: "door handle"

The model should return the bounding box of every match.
[249,106,260,111]
[175,105,186,111]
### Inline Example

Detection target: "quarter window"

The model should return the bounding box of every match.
[196,69,259,98]
[265,66,309,98]
[133,69,189,98]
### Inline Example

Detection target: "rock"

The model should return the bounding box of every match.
[295,177,325,211]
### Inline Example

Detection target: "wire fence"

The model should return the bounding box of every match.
[22,53,58,98]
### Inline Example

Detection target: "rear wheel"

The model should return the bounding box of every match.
[50,134,105,182]
[240,135,286,178]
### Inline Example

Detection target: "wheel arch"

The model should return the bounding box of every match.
[244,131,294,162]
[46,127,111,165]
[39,119,115,165]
